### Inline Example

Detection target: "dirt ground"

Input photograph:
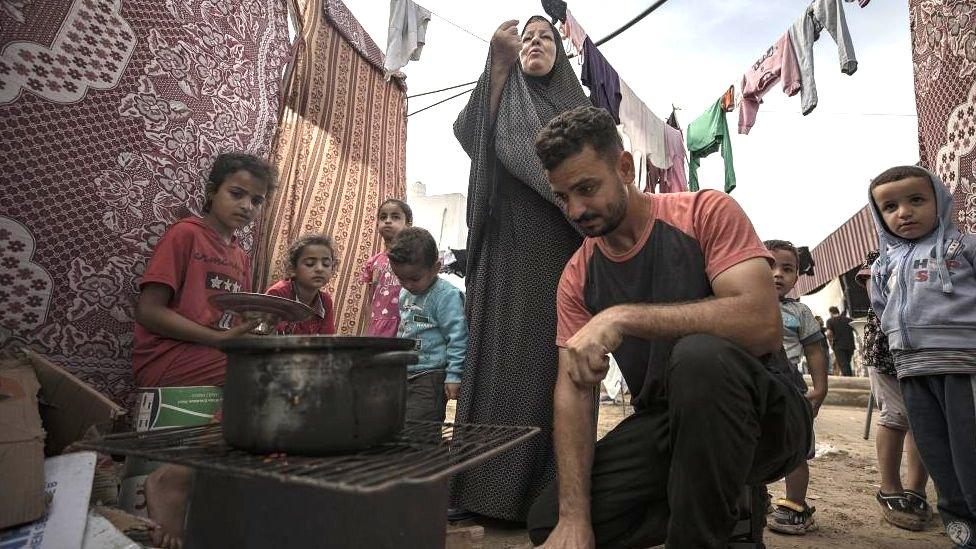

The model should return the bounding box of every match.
[448,401,949,548]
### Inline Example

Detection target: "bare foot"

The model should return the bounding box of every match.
[145,464,193,549]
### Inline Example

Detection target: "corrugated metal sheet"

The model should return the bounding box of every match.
[795,206,878,295]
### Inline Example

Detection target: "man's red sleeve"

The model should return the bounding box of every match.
[693,190,773,281]
[555,247,592,347]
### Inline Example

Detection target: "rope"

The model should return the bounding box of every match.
[761,110,918,117]
[430,11,490,44]
[407,86,476,117]
[567,0,672,59]
[408,1,675,115]
[408,80,479,99]
[593,0,671,47]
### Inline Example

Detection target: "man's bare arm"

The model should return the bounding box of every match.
[540,349,598,548]
[553,349,596,520]
[599,258,782,357]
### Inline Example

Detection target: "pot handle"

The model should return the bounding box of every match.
[365,351,419,367]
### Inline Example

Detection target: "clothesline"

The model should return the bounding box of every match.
[408,79,478,99]
[405,0,887,127]
[429,10,489,44]
[402,2,673,107]
[407,86,476,116]
[567,0,671,57]
[762,109,917,117]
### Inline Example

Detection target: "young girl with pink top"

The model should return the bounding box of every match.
[359,199,412,336]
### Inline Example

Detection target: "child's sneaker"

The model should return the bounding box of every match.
[768,498,818,535]
[877,491,926,531]
[903,490,934,526]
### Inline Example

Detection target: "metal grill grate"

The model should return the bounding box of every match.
[74,421,538,493]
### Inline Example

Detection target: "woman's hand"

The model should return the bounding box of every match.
[490,20,521,71]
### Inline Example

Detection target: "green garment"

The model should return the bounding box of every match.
[686,99,736,193]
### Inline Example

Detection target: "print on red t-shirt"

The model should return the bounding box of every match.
[131,217,251,388]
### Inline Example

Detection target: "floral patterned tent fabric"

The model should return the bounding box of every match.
[253,0,407,334]
[911,0,976,234]
[0,0,291,403]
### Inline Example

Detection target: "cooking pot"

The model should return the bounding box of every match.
[219,336,418,455]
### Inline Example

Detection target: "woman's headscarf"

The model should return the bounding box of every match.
[454,16,588,255]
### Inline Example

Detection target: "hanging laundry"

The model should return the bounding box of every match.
[543,0,567,24]
[739,32,802,134]
[687,97,736,193]
[720,85,736,112]
[666,108,680,130]
[619,80,669,174]
[789,0,858,115]
[846,0,869,6]
[644,124,688,193]
[561,8,587,56]
[383,0,432,79]
[665,124,688,192]
[581,37,622,123]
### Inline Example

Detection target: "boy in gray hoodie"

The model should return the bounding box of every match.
[868,165,976,548]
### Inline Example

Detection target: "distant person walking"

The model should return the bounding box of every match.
[826,306,855,376]
[814,315,832,374]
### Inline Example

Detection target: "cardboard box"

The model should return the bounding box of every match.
[17,347,126,456]
[0,452,97,548]
[0,364,45,529]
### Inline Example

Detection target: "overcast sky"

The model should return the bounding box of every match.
[346,0,917,249]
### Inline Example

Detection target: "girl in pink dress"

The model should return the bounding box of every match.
[359,199,412,336]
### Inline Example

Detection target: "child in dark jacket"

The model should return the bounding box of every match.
[868,165,976,548]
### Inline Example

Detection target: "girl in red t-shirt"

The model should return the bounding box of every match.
[133,153,277,387]
[135,153,276,549]
[265,234,337,335]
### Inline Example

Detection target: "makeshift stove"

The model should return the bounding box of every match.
[76,421,538,548]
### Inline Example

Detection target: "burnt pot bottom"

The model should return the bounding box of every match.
[222,347,411,455]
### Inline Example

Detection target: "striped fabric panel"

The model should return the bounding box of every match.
[795,205,879,296]
[893,349,976,379]
[253,0,407,335]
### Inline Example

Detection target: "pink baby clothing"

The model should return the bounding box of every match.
[359,251,401,337]
[561,8,587,56]
[738,32,801,135]
[644,125,688,194]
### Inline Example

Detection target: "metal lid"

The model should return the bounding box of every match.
[218,335,417,353]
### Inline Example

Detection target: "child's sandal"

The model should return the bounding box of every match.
[902,490,934,524]
[876,491,926,531]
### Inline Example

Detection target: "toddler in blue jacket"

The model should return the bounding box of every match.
[868,165,976,548]
[388,227,467,422]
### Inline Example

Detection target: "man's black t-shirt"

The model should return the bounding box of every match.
[555,191,786,409]
[827,315,855,351]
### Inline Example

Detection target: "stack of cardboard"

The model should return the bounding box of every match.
[0,361,45,529]
[0,346,126,532]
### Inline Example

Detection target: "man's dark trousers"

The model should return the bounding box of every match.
[834,347,854,377]
[527,334,812,548]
